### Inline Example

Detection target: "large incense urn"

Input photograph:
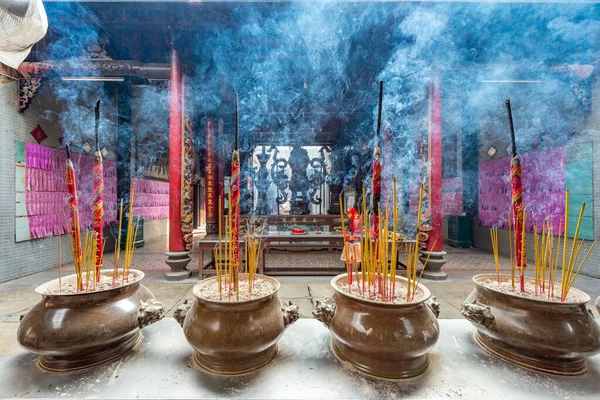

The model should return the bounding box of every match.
[461,274,600,375]
[313,273,441,379]
[18,270,165,372]
[174,274,301,375]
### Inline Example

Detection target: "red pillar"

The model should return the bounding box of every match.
[427,75,443,252]
[168,48,185,253]
[205,119,217,234]
[217,119,225,223]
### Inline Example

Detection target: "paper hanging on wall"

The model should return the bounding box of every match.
[30,125,47,144]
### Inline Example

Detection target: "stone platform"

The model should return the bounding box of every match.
[0,319,598,399]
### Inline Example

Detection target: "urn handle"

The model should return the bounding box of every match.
[461,298,495,329]
[174,299,193,328]
[282,300,301,328]
[425,296,441,318]
[137,299,165,329]
[312,297,336,328]
[587,308,595,319]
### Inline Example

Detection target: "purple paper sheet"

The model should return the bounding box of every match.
[478,147,566,233]
[25,143,117,239]
[130,178,169,221]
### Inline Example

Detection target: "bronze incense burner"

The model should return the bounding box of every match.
[462,274,600,375]
[18,270,165,372]
[313,273,440,379]
[175,274,300,375]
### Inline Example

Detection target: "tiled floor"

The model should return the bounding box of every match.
[1,235,599,356]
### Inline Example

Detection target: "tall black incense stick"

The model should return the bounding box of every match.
[505,98,517,157]
[376,80,384,138]
[95,100,101,151]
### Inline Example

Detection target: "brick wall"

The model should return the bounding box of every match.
[0,81,73,283]
[0,80,120,283]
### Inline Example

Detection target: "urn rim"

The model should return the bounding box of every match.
[34,269,145,297]
[192,273,280,304]
[472,273,591,305]
[329,273,432,307]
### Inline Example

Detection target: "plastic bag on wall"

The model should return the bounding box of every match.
[0,0,48,69]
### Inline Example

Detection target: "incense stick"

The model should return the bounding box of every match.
[58,234,62,293]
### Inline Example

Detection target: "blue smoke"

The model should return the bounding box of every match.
[39,2,599,196]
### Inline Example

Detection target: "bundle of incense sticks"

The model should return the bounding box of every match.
[120,186,139,282]
[341,179,432,303]
[214,199,264,301]
[498,189,596,301]
[64,148,107,292]
[113,199,124,285]
[244,220,265,294]
[64,174,139,291]
[490,226,500,283]
[64,209,102,293]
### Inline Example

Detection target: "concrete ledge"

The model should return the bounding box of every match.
[1,319,598,398]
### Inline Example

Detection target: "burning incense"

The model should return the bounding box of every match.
[372,81,384,236]
[113,199,124,285]
[65,145,84,291]
[217,199,223,297]
[507,211,515,291]
[121,186,137,281]
[390,179,398,297]
[244,220,263,294]
[559,200,592,301]
[520,211,527,288]
[407,186,424,300]
[414,238,438,297]
[230,93,241,289]
[58,234,61,292]
[339,195,351,286]
[490,227,500,283]
[493,190,595,301]
[93,100,104,281]
[561,190,569,298]
[506,99,526,292]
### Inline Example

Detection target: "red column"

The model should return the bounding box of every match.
[427,75,443,252]
[168,48,185,252]
[217,119,225,224]
[205,119,217,233]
